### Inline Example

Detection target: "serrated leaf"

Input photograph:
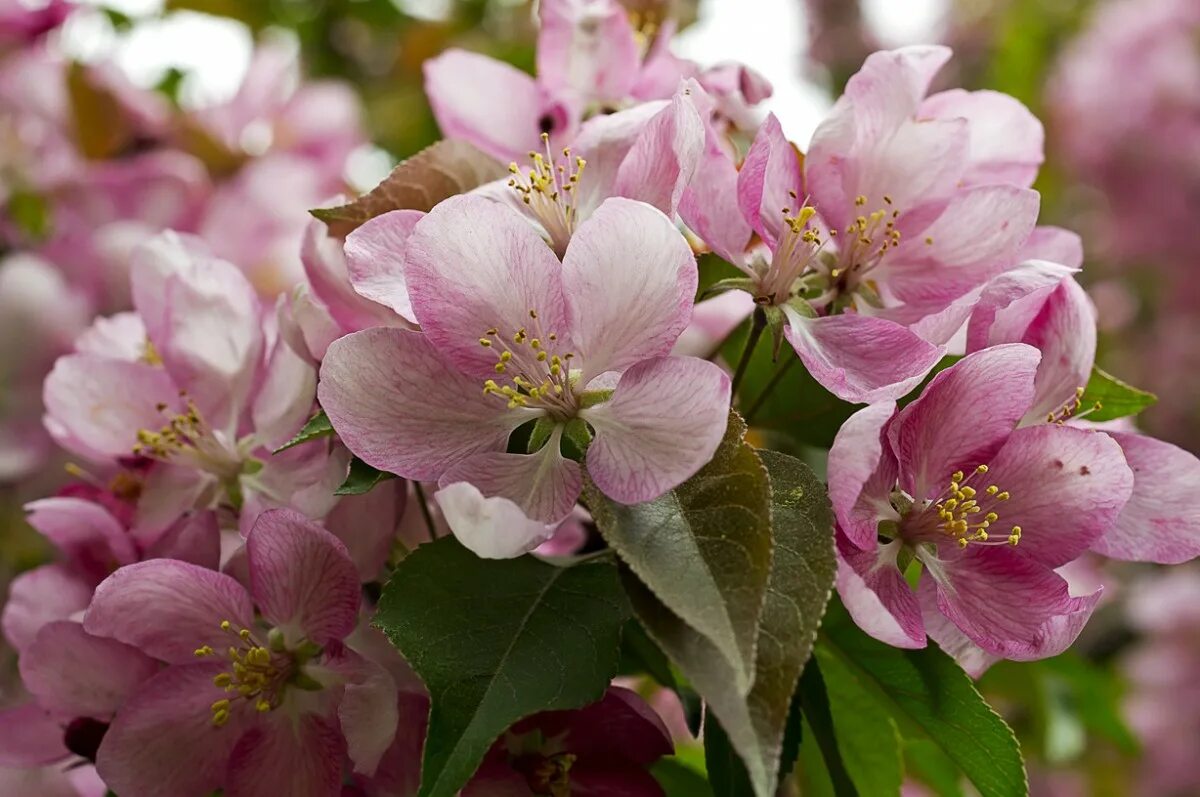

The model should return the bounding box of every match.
[374,538,630,797]
[311,139,508,236]
[623,449,836,797]
[335,456,395,496]
[585,411,773,693]
[818,602,1028,797]
[273,410,335,453]
[1079,365,1157,422]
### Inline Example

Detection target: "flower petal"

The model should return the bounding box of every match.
[782,310,944,404]
[836,536,926,649]
[678,129,753,265]
[1092,433,1200,564]
[343,209,424,324]
[434,482,557,559]
[423,49,548,162]
[888,343,1040,500]
[983,424,1133,567]
[84,560,254,664]
[671,290,755,359]
[561,198,697,381]
[612,87,705,216]
[319,328,530,481]
[929,547,1101,661]
[301,218,402,332]
[1,564,93,654]
[828,402,899,550]
[324,484,406,582]
[25,497,137,577]
[0,703,69,766]
[96,662,247,797]
[737,113,802,250]
[582,356,731,504]
[537,0,640,103]
[404,194,570,378]
[21,621,158,719]
[145,510,222,570]
[251,333,317,451]
[920,89,1044,188]
[1018,226,1083,268]
[246,509,359,646]
[43,353,177,461]
[333,653,399,776]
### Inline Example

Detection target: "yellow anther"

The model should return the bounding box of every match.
[256,699,272,712]
[951,471,964,483]
[976,464,989,473]
[997,491,1010,501]
[214,673,232,688]
[925,236,934,245]
[194,645,214,657]
[212,709,230,727]
[986,485,999,495]
[960,486,976,499]
[220,620,232,631]
[479,338,492,347]
[855,195,867,206]
[985,512,999,523]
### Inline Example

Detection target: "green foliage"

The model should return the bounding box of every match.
[816,601,1028,797]
[654,757,716,797]
[334,456,395,495]
[1079,366,1158,421]
[273,410,334,453]
[585,411,773,693]
[5,189,51,241]
[374,538,631,796]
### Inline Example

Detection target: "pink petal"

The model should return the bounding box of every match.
[25,497,137,577]
[319,328,531,481]
[324,484,406,582]
[612,87,705,216]
[358,691,428,797]
[928,548,1101,661]
[251,334,317,450]
[433,482,557,559]
[2,564,93,654]
[132,463,213,544]
[678,128,753,265]
[145,510,222,570]
[75,312,147,361]
[0,703,69,766]
[423,49,547,162]
[1018,226,1083,268]
[537,0,640,103]
[96,662,246,797]
[43,354,178,461]
[20,621,158,719]
[919,89,1044,188]
[246,509,359,646]
[226,710,346,797]
[404,195,570,378]
[982,424,1133,567]
[344,209,424,324]
[888,343,1039,500]
[671,291,755,359]
[84,560,254,664]
[736,113,802,250]
[302,218,403,334]
[828,402,899,550]
[561,198,697,381]
[438,431,582,525]
[1092,433,1200,564]
[1018,277,1096,422]
[782,310,944,404]
[965,261,1079,353]
[334,654,399,776]
[916,589,1000,677]
[582,356,731,504]
[836,535,926,649]
[843,46,953,142]
[564,100,668,218]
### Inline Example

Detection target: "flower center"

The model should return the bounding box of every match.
[758,197,824,305]
[906,464,1020,548]
[508,132,587,257]
[195,621,290,726]
[480,309,578,418]
[515,752,577,797]
[132,398,247,480]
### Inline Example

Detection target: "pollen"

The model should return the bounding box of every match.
[508,133,586,255]
[205,620,282,727]
[480,311,577,415]
[934,464,1017,548]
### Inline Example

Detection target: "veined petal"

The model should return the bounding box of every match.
[582,356,730,504]
[84,559,254,664]
[562,198,697,381]
[251,334,317,451]
[678,128,753,266]
[612,86,705,216]
[423,50,547,162]
[324,484,406,582]
[836,535,926,649]
[737,113,802,250]
[434,482,557,559]
[404,195,571,378]
[1092,433,1200,564]
[25,496,137,576]
[1018,226,1083,268]
[330,652,399,776]
[344,209,424,324]
[145,510,222,570]
[828,402,899,550]
[537,0,640,103]
[319,328,531,481]
[246,509,359,647]
[842,46,953,143]
[2,564,94,654]
[21,621,158,719]
[889,343,1039,500]
[965,260,1079,354]
[226,708,346,797]
[920,88,1044,188]
[782,310,944,405]
[301,219,403,333]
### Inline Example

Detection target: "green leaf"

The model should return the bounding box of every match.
[1041,654,1139,755]
[704,714,754,797]
[818,601,1028,797]
[1078,366,1157,422]
[584,411,773,692]
[374,538,631,797]
[653,757,715,797]
[905,739,966,797]
[273,410,335,453]
[796,661,858,797]
[311,139,507,237]
[620,449,837,797]
[813,643,904,796]
[334,457,395,496]
[6,189,51,241]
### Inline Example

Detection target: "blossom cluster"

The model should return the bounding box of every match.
[0,1,1197,796]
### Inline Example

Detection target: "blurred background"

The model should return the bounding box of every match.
[1,0,1197,794]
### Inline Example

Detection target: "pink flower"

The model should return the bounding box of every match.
[966,259,1200,565]
[42,233,344,539]
[0,0,71,47]
[320,195,730,558]
[423,0,768,162]
[461,687,672,797]
[81,509,398,797]
[830,344,1133,662]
